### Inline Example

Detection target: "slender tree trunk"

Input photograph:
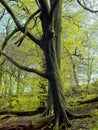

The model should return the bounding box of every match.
[64,47,80,87]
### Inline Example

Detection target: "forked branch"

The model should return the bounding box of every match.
[15,8,41,46]
[0,0,42,47]
[38,0,50,18]
[0,0,22,29]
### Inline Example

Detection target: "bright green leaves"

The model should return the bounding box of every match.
[62,11,86,54]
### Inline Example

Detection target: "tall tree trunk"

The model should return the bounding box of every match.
[47,0,62,115]
[45,40,71,128]
[39,0,71,128]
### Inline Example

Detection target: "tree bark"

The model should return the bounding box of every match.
[46,0,62,117]
[45,47,71,128]
[39,0,71,129]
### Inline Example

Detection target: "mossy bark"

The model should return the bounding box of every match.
[39,0,71,128]
[41,24,71,128]
[47,0,62,116]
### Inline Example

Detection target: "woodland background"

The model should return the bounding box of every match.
[0,0,98,129]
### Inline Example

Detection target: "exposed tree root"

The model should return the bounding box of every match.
[0,106,93,130]
[0,106,46,116]
[78,97,98,104]
[66,109,92,120]
[0,106,92,121]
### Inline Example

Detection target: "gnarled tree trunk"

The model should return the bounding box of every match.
[39,0,71,129]
[45,39,71,128]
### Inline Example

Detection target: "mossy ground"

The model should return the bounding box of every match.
[0,85,98,129]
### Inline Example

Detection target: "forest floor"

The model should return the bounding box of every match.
[0,87,98,130]
[68,87,98,130]
[0,101,98,130]
[70,102,98,130]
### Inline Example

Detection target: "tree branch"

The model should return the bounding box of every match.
[38,0,50,16]
[77,0,98,13]
[25,9,41,28]
[2,28,19,50]
[0,0,22,29]
[0,51,47,79]
[0,68,18,79]
[15,8,41,47]
[0,9,5,20]
[38,0,52,44]
[0,0,42,48]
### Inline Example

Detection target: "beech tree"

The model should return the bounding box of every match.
[0,0,72,129]
[1,0,98,129]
